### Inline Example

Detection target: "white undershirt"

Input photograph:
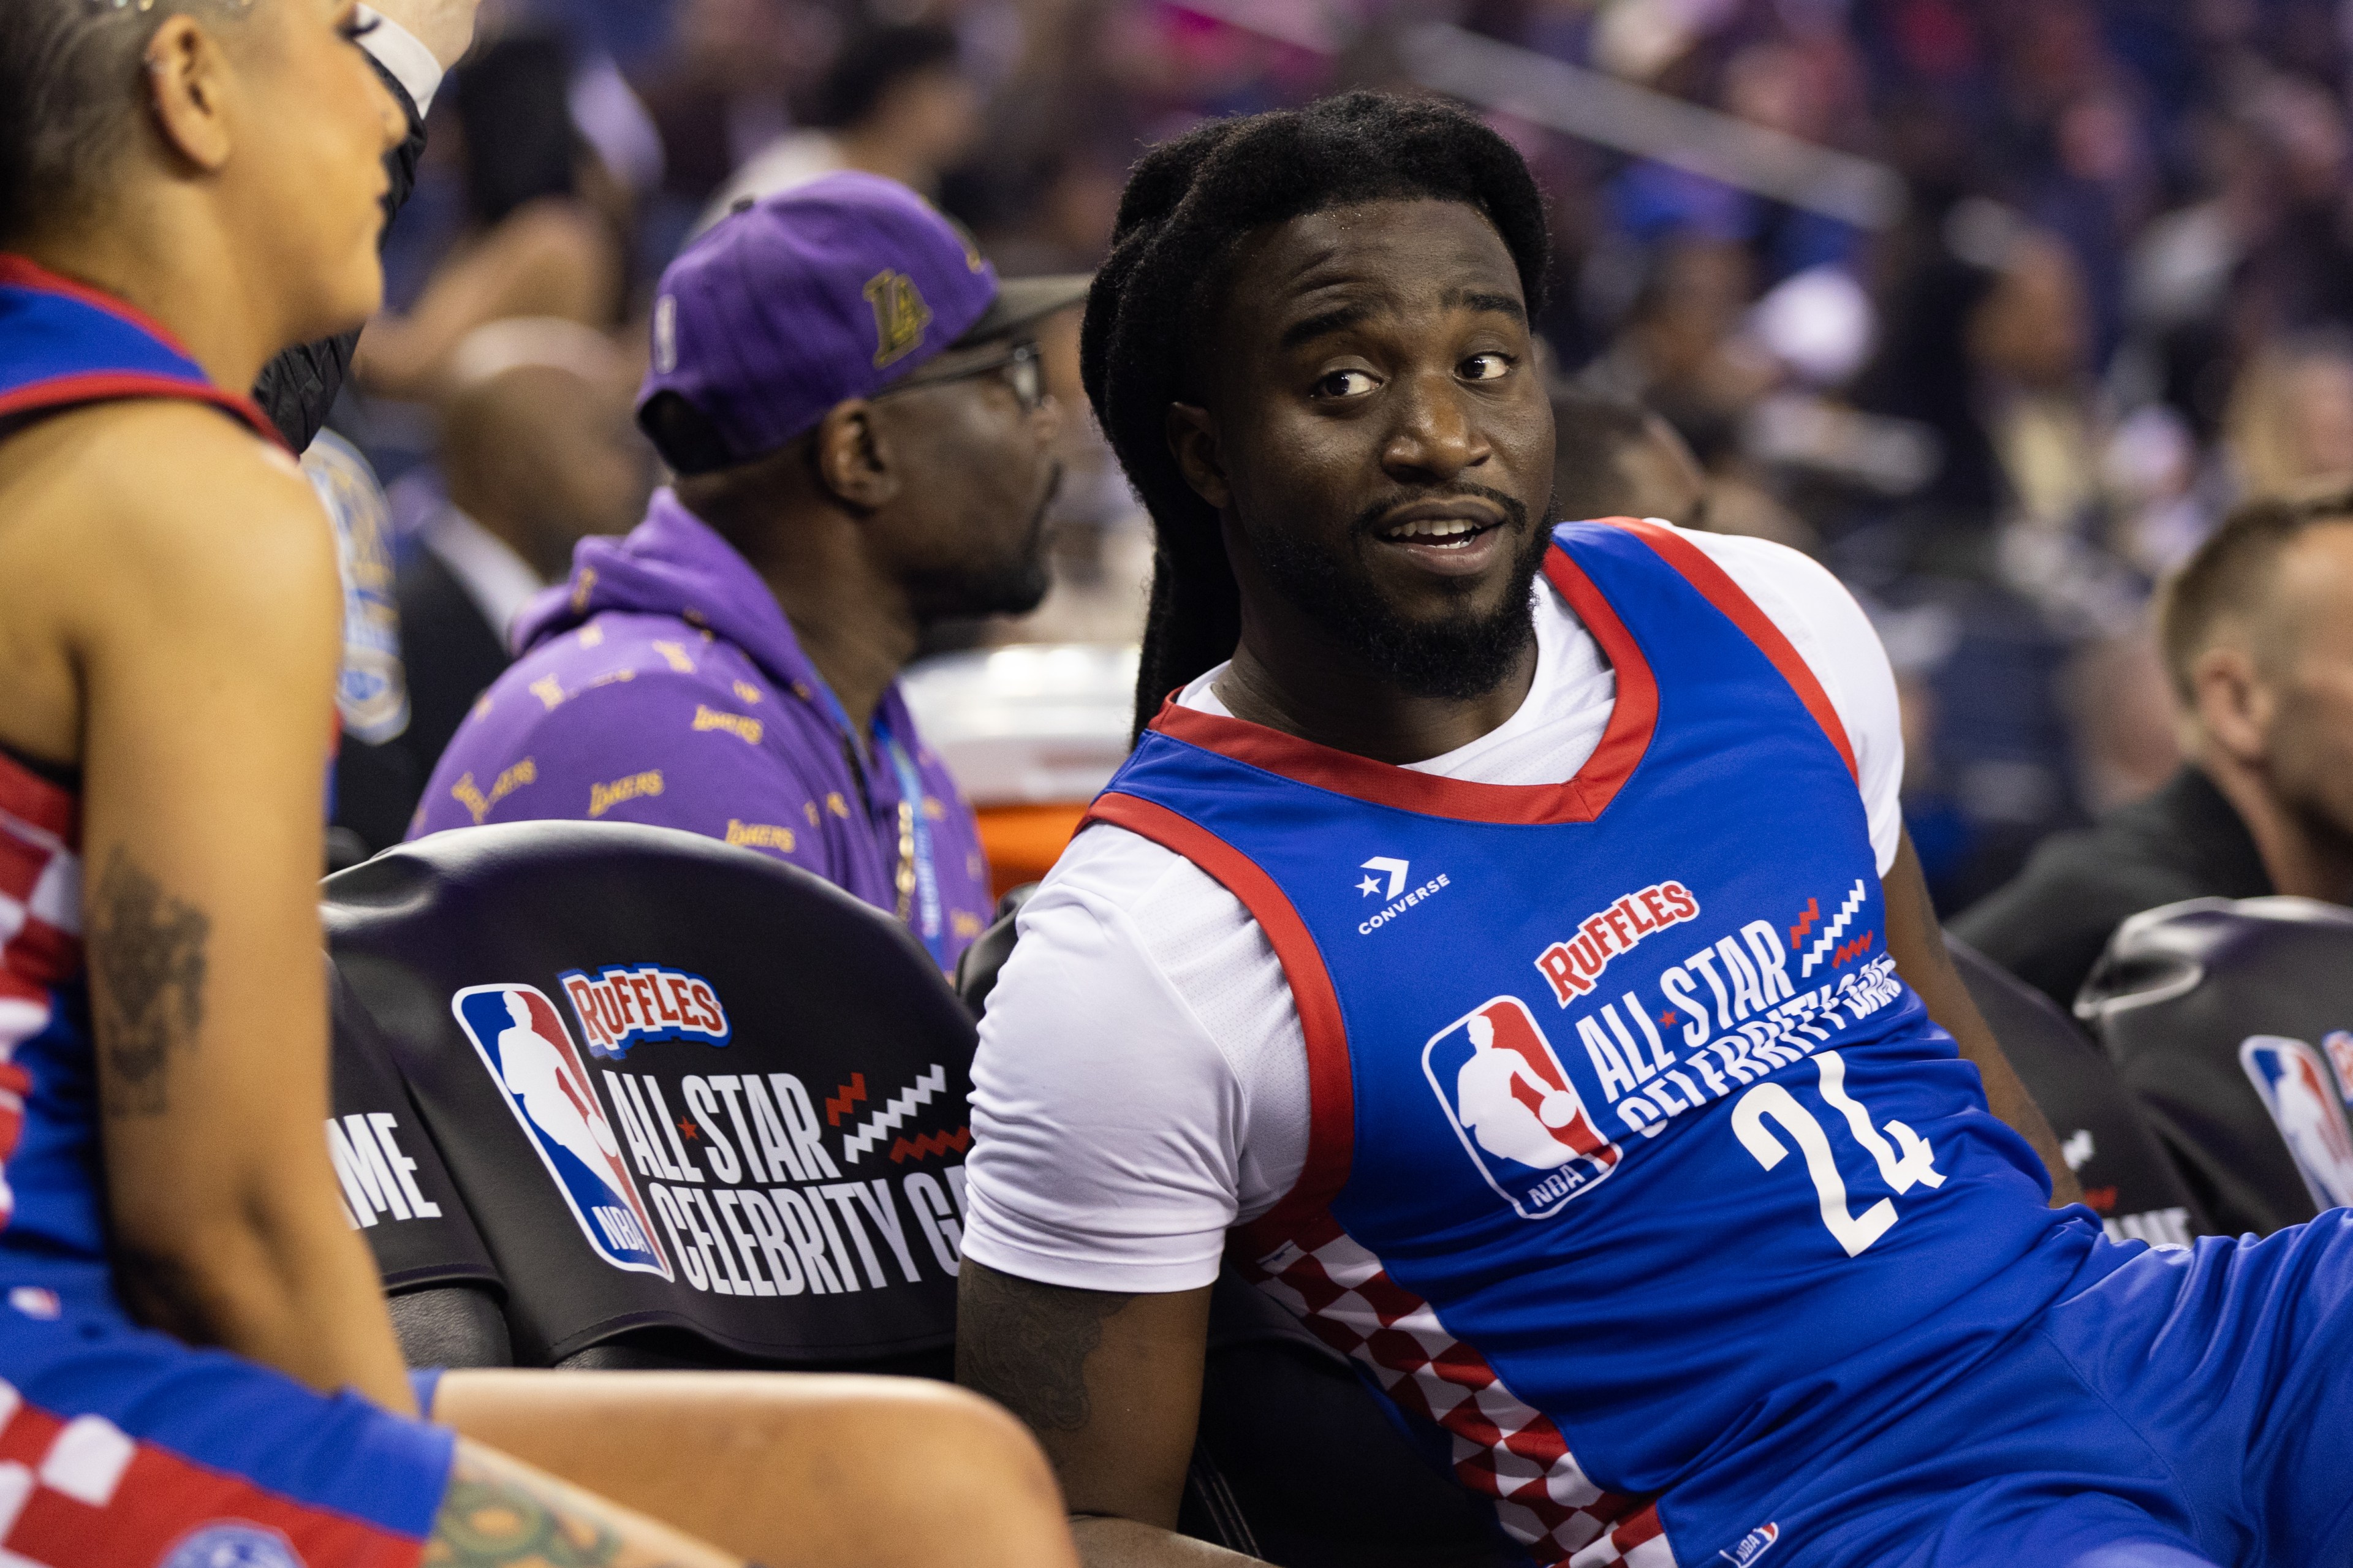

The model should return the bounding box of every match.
[962,526,1907,1294]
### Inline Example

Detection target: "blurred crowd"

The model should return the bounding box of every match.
[322,0,2353,912]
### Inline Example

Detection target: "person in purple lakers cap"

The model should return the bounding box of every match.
[412,172,1085,969]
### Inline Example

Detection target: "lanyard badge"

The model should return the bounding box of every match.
[805,678,954,970]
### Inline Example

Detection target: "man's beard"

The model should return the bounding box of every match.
[1249,485,1552,700]
[917,464,1064,620]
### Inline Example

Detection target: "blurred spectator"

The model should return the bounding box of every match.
[700,23,981,229]
[1554,390,1707,525]
[1955,491,2353,1010]
[357,32,628,400]
[2224,332,2353,499]
[336,319,646,854]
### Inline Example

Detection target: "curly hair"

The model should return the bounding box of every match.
[0,0,250,244]
[1079,91,1550,739]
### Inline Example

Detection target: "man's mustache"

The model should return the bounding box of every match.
[1349,483,1531,539]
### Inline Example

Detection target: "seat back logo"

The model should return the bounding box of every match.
[1422,996,1622,1219]
[2241,1034,2353,1211]
[452,983,673,1279]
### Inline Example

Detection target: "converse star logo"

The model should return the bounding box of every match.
[1357,858,1451,935]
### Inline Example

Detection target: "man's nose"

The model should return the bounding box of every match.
[1381,373,1488,482]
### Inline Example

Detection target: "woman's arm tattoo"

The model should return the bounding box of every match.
[88,847,210,1118]
[425,1450,709,1568]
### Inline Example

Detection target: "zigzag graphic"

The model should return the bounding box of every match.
[824,1073,868,1127]
[1800,879,1868,977]
[890,1126,972,1164]
[841,1065,947,1165]
[1831,930,1876,968]
[1788,897,1821,949]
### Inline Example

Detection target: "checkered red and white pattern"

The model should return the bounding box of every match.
[1248,1211,1677,1568]
[0,754,81,1238]
[0,1374,422,1567]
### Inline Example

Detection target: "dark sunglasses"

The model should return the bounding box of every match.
[881,341,1046,415]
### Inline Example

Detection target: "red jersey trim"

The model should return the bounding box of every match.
[1082,792,1354,1229]
[0,256,192,353]
[0,256,283,449]
[0,371,282,450]
[1614,516,1859,783]
[1142,542,1658,826]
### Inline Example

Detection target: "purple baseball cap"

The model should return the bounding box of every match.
[637,172,1089,474]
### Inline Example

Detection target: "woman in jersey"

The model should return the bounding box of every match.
[0,2,1075,1563]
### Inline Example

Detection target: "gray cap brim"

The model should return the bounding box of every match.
[953,273,1093,346]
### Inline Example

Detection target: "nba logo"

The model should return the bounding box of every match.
[1422,996,1622,1220]
[452,984,672,1279]
[2240,1034,2353,1211]
[2324,1032,2353,1104]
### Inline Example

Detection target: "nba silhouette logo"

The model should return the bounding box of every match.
[452,984,672,1279]
[2240,1034,2353,1211]
[2325,1032,2353,1104]
[1422,995,1622,1220]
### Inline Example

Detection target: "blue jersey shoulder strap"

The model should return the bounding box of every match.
[0,254,282,445]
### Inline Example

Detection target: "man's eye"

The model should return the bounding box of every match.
[1315,369,1379,398]
[1461,352,1513,382]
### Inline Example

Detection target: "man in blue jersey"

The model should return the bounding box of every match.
[955,94,2351,1568]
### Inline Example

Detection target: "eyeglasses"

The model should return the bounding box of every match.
[881,341,1047,415]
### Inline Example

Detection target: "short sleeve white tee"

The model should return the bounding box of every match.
[961,527,1905,1294]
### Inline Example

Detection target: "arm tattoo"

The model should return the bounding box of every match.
[957,1260,1135,1434]
[89,849,210,1118]
[427,1456,632,1568]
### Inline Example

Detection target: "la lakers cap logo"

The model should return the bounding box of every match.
[865,269,934,368]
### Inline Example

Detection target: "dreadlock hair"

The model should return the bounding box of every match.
[0,0,253,246]
[1080,91,1550,741]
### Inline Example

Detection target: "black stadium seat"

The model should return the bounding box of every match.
[324,820,976,1374]
[2078,896,2353,1237]
[1946,936,2209,1246]
[327,960,511,1367]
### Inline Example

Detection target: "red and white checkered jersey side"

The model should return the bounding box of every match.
[1246,1210,1676,1568]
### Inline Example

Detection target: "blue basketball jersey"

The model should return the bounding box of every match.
[1086,520,2108,1567]
[0,255,285,1299]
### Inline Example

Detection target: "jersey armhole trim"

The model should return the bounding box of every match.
[1082,791,1353,1229]
[1612,517,1860,782]
[0,372,284,450]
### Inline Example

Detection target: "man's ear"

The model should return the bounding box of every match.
[145,15,238,173]
[1167,403,1230,511]
[2189,639,2275,766]
[809,400,901,511]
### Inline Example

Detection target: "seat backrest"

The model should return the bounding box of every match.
[325,820,977,1368]
[1946,936,2207,1245]
[2078,895,2353,1237]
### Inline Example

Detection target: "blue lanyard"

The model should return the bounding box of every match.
[805,680,951,969]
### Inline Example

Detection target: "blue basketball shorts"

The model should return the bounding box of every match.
[1755,1210,2353,1567]
[0,1290,453,1566]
